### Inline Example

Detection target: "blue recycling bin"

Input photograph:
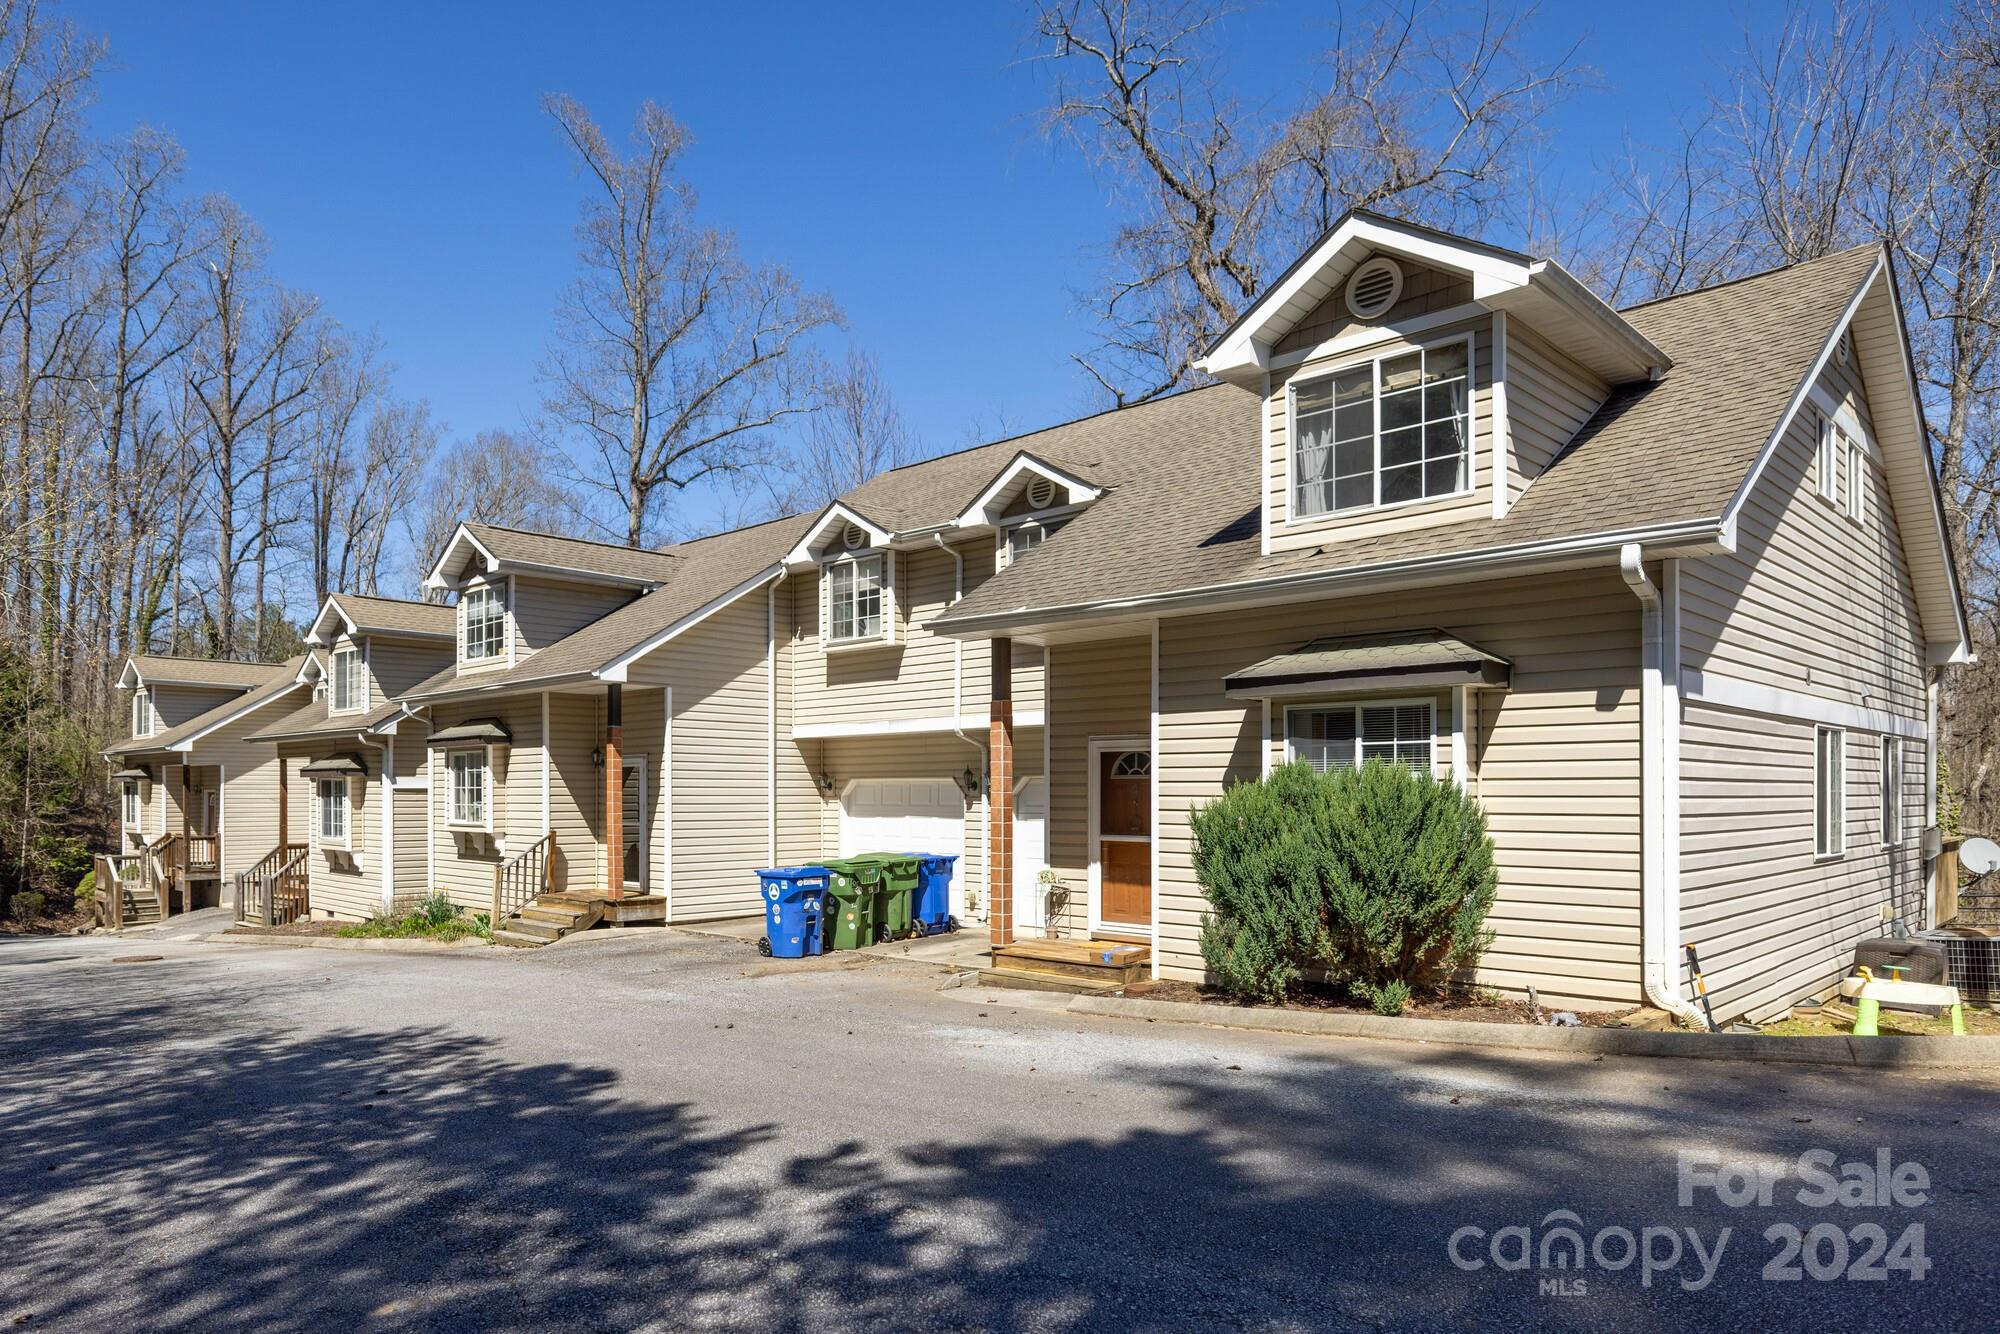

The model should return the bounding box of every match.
[908,854,959,934]
[757,867,829,958]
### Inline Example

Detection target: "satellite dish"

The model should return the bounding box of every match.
[1963,837,2000,876]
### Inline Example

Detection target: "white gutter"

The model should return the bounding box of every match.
[1619,544,1708,1029]
[935,534,989,917]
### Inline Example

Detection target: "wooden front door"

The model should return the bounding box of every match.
[1096,748,1151,927]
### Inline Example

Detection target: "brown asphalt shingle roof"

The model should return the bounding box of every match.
[460,523,683,585]
[396,513,817,703]
[126,655,297,690]
[107,656,310,755]
[933,243,1882,629]
[245,694,407,746]
[324,593,455,639]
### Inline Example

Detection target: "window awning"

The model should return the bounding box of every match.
[111,766,152,781]
[300,753,368,777]
[1223,629,1511,700]
[428,718,512,746]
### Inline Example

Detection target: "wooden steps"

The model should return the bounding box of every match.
[981,939,1150,995]
[494,896,604,948]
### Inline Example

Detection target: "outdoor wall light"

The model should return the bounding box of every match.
[590,747,604,769]
[961,768,982,797]
[816,771,835,794]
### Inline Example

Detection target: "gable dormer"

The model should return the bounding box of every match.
[952,452,1105,569]
[304,593,457,705]
[784,502,901,652]
[425,522,667,673]
[1196,211,1669,557]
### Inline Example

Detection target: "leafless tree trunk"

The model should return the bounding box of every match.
[772,348,915,513]
[540,93,841,546]
[407,428,566,596]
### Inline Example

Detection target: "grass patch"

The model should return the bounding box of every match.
[1761,1005,2000,1038]
[337,891,490,943]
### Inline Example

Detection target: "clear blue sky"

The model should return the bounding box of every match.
[65,1,1917,538]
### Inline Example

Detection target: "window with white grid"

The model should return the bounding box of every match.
[318,778,348,845]
[1293,338,1471,520]
[122,781,140,828]
[826,555,884,643]
[331,648,363,712]
[1287,701,1435,775]
[461,585,505,662]
[1815,726,1845,858]
[131,690,152,736]
[449,750,488,827]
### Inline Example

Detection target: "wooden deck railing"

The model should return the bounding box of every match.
[144,833,176,918]
[492,833,559,930]
[92,853,146,928]
[235,843,309,927]
[187,833,219,871]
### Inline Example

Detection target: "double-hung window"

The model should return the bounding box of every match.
[1880,736,1903,847]
[131,690,152,737]
[461,585,505,662]
[331,648,363,712]
[1815,726,1845,858]
[1846,436,1865,524]
[318,777,348,846]
[1288,701,1435,775]
[827,555,884,643]
[122,781,140,829]
[1293,339,1471,519]
[449,750,488,827]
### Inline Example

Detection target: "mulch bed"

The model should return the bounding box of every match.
[1124,978,1641,1028]
[222,920,348,938]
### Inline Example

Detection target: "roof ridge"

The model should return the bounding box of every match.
[331,590,447,608]
[1617,241,1880,314]
[133,653,290,668]
[467,520,678,560]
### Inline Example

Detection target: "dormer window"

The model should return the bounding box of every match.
[1002,516,1070,566]
[331,648,364,712]
[827,555,885,643]
[461,585,505,662]
[1293,338,1471,520]
[131,690,153,737]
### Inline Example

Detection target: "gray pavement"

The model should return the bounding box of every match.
[2,926,1997,1331]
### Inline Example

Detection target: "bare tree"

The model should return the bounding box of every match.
[303,327,383,607]
[773,348,915,512]
[539,93,841,546]
[407,428,567,595]
[1027,0,1582,402]
[334,396,437,596]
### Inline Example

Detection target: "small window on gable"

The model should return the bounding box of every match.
[1880,735,1903,847]
[131,690,152,737]
[1815,726,1845,858]
[1288,701,1434,776]
[331,648,363,712]
[1002,515,1070,566]
[1846,436,1865,524]
[461,585,505,662]
[1293,338,1471,520]
[1816,415,1838,505]
[826,554,885,644]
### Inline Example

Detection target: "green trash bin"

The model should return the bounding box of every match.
[864,853,922,939]
[822,858,884,951]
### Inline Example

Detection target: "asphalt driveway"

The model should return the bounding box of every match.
[3,927,1996,1331]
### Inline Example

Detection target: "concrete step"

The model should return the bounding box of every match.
[977,967,1127,996]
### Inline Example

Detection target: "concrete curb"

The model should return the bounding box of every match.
[196,932,495,955]
[1067,995,2000,1069]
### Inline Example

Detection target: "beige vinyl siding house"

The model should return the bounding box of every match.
[1503,321,1610,496]
[1043,635,1151,938]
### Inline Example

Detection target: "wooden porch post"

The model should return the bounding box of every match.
[278,754,289,848]
[177,764,190,913]
[605,684,624,899]
[988,638,1014,947]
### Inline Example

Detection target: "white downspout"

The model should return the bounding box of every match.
[935,534,989,917]
[354,728,392,913]
[768,568,788,868]
[1619,544,1709,1029]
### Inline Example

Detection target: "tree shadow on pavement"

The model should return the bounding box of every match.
[4,957,1996,1331]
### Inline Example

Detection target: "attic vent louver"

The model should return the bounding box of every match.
[841,523,867,551]
[1344,256,1404,321]
[1024,475,1057,509]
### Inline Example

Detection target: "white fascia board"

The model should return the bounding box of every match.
[116,659,143,690]
[175,681,312,750]
[422,523,498,591]
[303,595,357,648]
[953,453,1105,528]
[930,518,1724,638]
[1523,258,1672,376]
[596,564,786,683]
[1197,215,1531,378]
[792,709,1046,741]
[782,502,896,566]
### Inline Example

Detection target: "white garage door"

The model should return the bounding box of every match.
[840,779,966,864]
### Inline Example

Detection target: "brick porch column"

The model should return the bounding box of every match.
[605,684,624,899]
[988,637,1013,947]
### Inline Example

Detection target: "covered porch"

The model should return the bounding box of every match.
[95,756,225,928]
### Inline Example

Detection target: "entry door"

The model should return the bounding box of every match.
[1096,748,1151,928]
[1014,778,1048,932]
[622,759,646,892]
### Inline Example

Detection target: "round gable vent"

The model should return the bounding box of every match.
[841,523,868,551]
[1024,475,1058,510]
[1344,256,1404,321]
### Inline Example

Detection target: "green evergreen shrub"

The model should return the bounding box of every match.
[1192,759,1497,1006]
[11,890,44,923]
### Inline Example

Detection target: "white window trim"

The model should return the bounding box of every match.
[1845,434,1866,525]
[1815,725,1845,861]
[458,581,509,668]
[446,747,493,832]
[1283,332,1477,528]
[1881,734,1904,848]
[1283,696,1440,778]
[819,551,896,653]
[122,780,141,829]
[317,776,351,850]
[131,690,153,738]
[995,510,1080,568]
[329,645,365,715]
[1816,413,1839,507]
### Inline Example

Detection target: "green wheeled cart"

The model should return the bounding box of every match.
[822,858,884,950]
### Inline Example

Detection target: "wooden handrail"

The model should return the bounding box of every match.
[187,833,219,869]
[234,842,309,927]
[492,833,557,930]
